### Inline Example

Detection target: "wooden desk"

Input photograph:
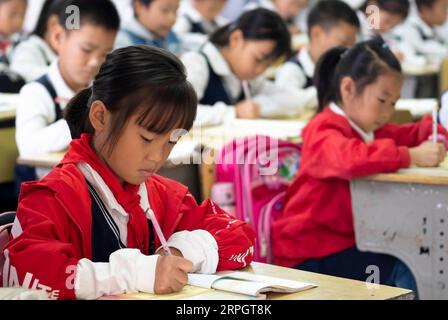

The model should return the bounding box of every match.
[0,96,18,183]
[101,262,413,300]
[351,168,448,300]
[402,61,440,77]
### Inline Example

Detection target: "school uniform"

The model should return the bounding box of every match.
[174,0,227,51]
[175,1,227,36]
[0,34,26,93]
[115,16,182,55]
[275,47,318,110]
[394,13,448,62]
[9,35,57,83]
[272,103,448,268]
[182,41,304,126]
[2,134,256,300]
[15,60,74,163]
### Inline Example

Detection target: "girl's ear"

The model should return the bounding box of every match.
[47,16,63,54]
[52,22,65,53]
[228,29,244,49]
[340,76,357,102]
[89,100,110,133]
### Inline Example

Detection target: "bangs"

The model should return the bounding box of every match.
[133,82,197,134]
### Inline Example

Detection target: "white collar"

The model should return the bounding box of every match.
[180,2,227,29]
[125,16,158,41]
[410,13,434,36]
[202,42,233,77]
[329,102,374,143]
[181,1,204,23]
[77,162,151,216]
[47,59,76,106]
[298,47,315,78]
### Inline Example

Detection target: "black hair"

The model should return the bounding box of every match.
[209,8,291,62]
[57,0,120,32]
[65,45,197,154]
[314,37,402,111]
[416,0,440,11]
[361,0,410,18]
[307,0,360,37]
[32,0,66,38]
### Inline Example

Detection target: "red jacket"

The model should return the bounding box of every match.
[272,108,447,267]
[2,137,255,300]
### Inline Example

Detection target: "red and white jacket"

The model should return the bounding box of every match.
[1,135,255,300]
[272,104,448,268]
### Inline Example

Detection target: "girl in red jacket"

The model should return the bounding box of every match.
[272,38,447,291]
[1,45,255,300]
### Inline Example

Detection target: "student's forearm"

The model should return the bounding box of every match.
[75,249,159,300]
[17,120,72,156]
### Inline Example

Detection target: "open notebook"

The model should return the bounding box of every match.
[187,271,317,299]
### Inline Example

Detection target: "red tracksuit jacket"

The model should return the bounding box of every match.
[1,137,255,299]
[272,107,447,267]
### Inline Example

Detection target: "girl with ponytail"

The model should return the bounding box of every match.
[272,38,448,297]
[3,45,255,300]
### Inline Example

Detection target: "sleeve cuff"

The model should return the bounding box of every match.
[163,230,219,274]
[399,146,411,168]
[135,254,159,294]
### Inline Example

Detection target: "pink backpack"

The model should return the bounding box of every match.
[211,135,301,263]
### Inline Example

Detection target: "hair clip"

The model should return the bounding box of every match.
[382,42,388,49]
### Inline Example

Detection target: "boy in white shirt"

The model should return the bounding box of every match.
[276,0,359,110]
[394,0,448,64]
[15,0,119,178]
[174,0,227,51]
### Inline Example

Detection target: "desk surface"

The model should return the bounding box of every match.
[102,262,413,300]
[365,167,448,185]
[17,117,310,168]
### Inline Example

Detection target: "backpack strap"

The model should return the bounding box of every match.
[35,74,63,123]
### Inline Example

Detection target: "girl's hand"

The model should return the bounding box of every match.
[236,101,261,119]
[154,255,193,294]
[409,141,447,167]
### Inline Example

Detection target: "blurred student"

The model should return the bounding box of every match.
[276,0,359,110]
[115,0,182,55]
[15,0,119,178]
[10,0,65,82]
[0,0,27,92]
[182,8,304,126]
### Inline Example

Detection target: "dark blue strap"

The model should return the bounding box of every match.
[199,51,244,106]
[35,74,63,123]
[288,55,314,88]
[184,15,207,34]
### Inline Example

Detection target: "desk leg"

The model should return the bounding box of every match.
[351,180,448,300]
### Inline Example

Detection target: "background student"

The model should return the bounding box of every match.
[276,0,360,111]
[10,0,65,83]
[272,38,448,296]
[115,0,183,55]
[15,0,119,178]
[3,45,255,300]
[0,0,27,92]
[182,8,303,126]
